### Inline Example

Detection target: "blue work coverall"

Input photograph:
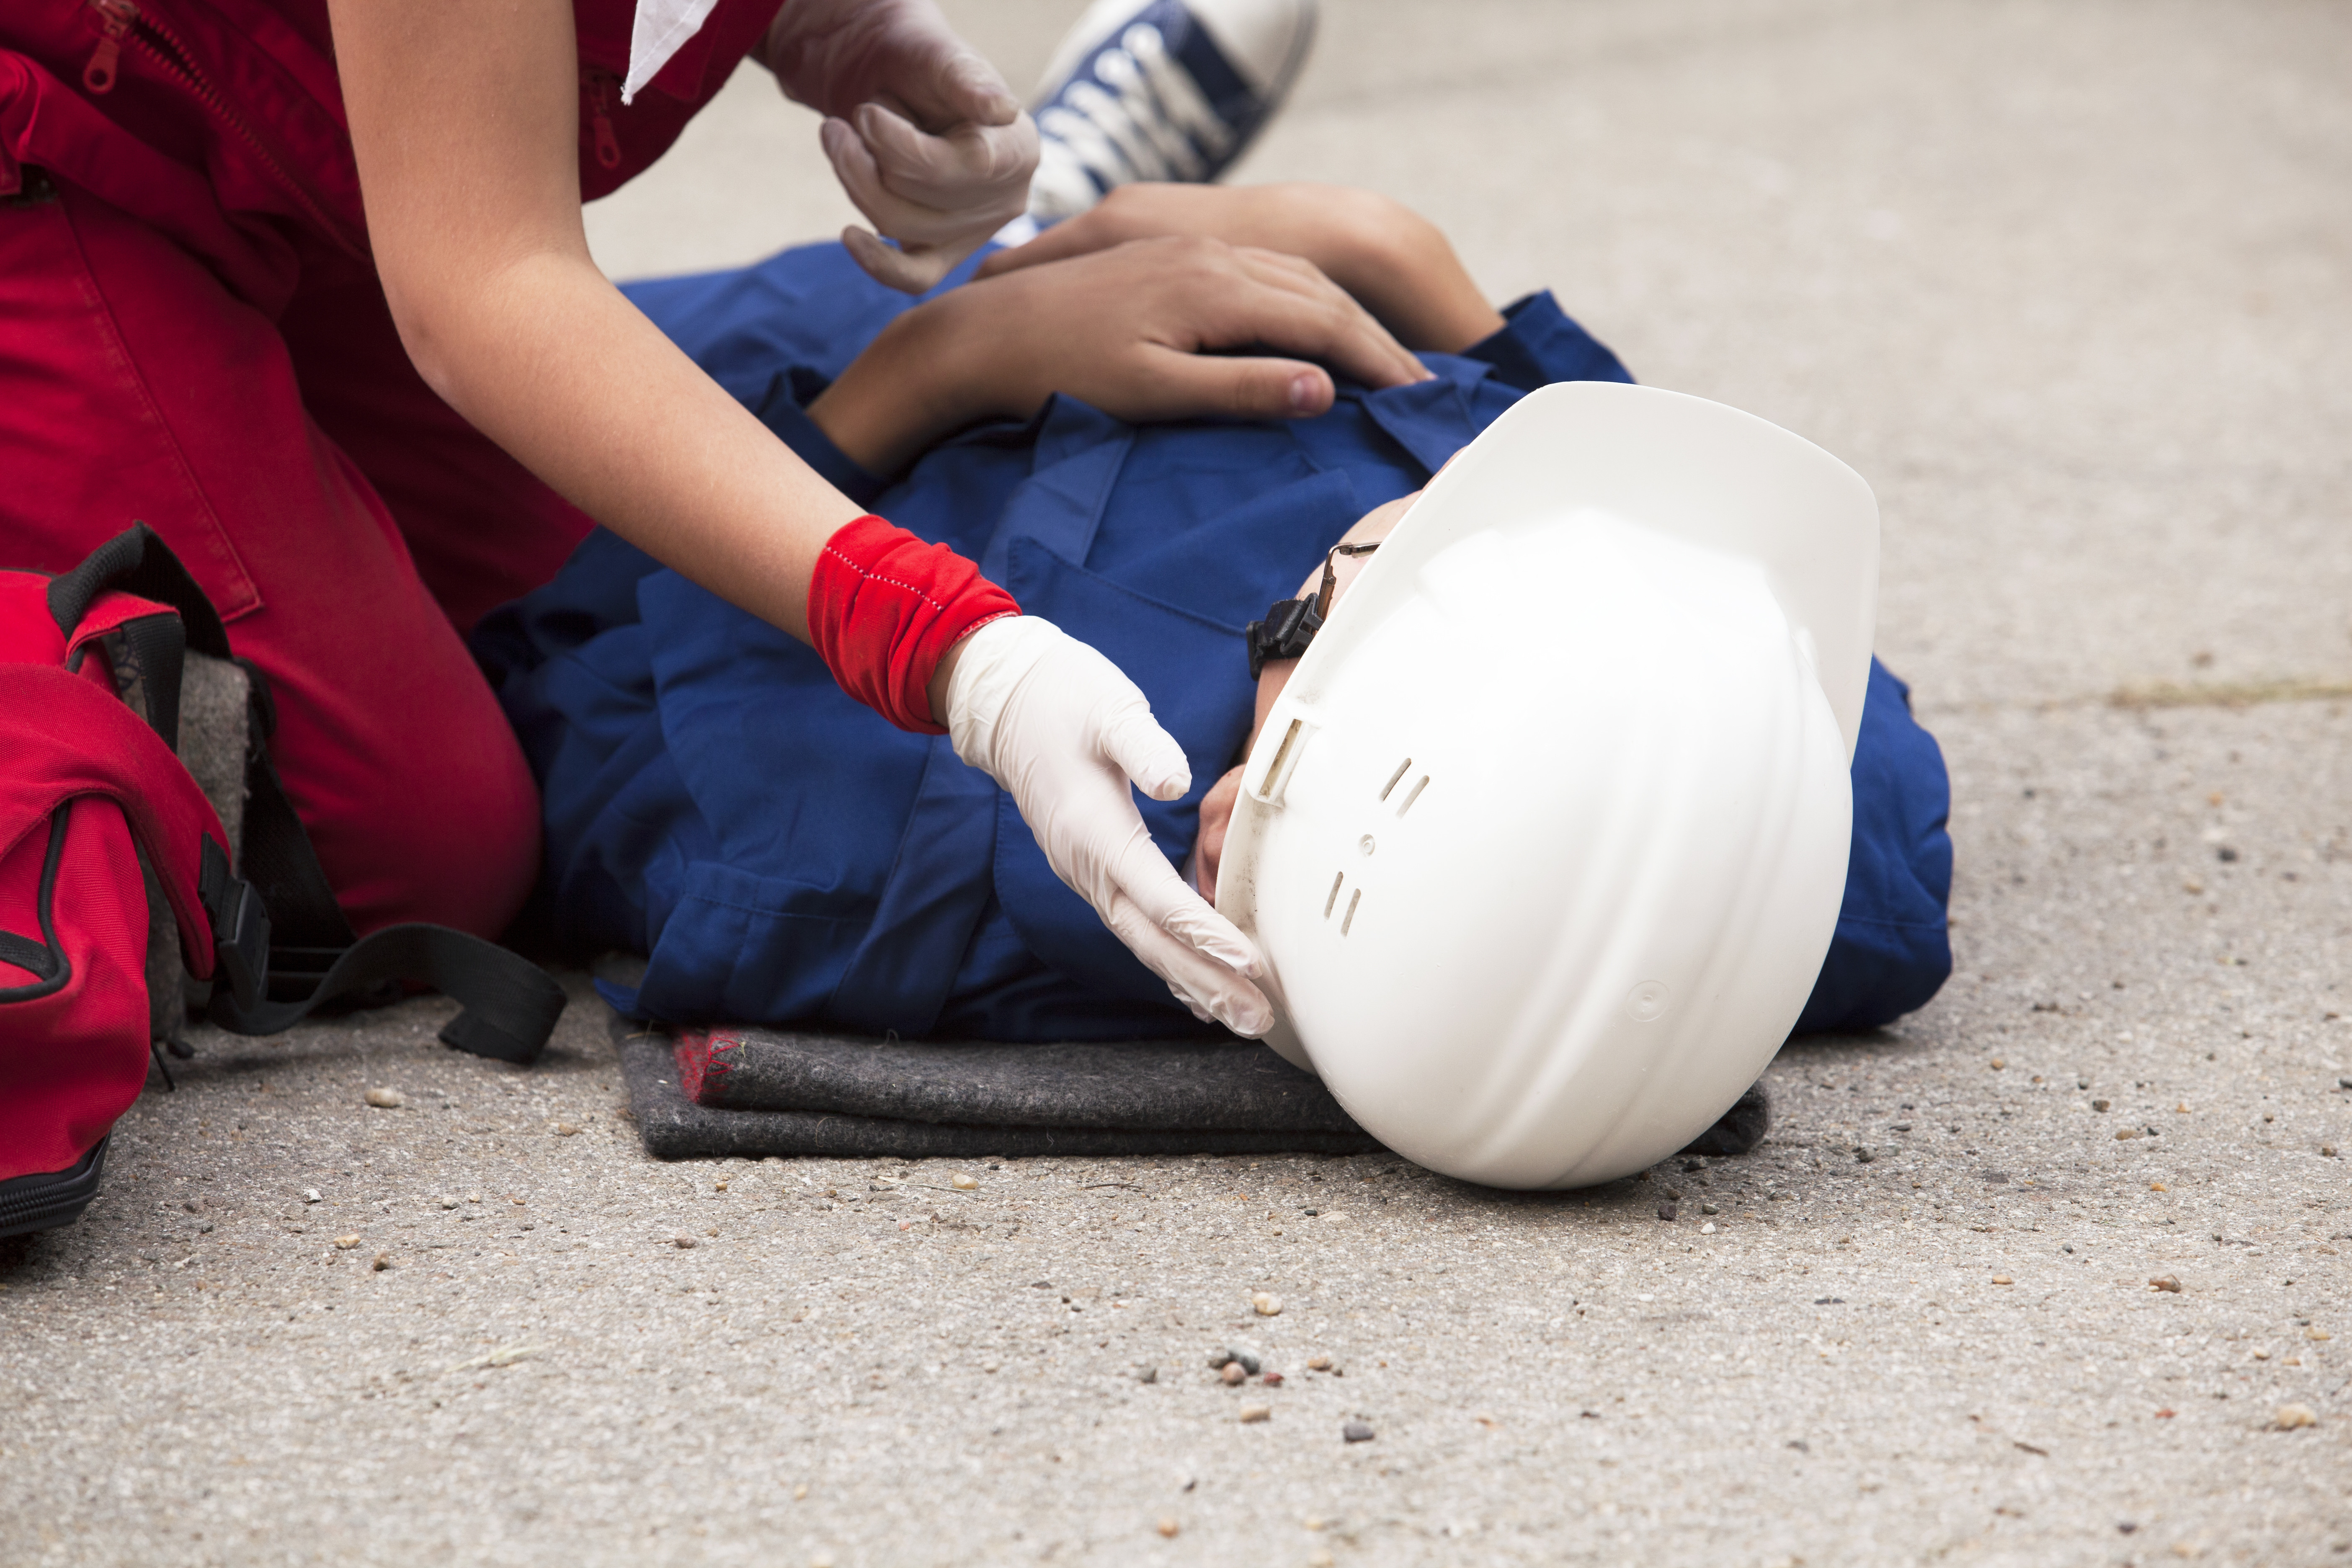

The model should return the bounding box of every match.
[475,243,1954,1042]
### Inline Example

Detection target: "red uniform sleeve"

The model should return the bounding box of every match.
[805,516,1020,733]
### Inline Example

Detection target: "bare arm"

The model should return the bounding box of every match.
[329,0,861,642]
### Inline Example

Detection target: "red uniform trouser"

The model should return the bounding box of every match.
[0,172,594,939]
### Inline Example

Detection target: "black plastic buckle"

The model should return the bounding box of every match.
[1244,541,1383,681]
[196,837,269,1010]
[1246,597,1323,681]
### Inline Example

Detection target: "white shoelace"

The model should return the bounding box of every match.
[1031,23,1239,219]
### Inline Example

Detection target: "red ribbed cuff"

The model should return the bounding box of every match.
[806,516,1019,733]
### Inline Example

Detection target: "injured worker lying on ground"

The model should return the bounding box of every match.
[474,184,1954,1046]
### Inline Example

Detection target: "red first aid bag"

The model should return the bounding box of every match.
[1,525,564,1237]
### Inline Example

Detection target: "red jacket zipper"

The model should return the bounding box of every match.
[584,69,622,170]
[80,0,366,258]
[83,0,134,93]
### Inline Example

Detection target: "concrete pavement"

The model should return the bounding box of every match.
[6,1,2349,1563]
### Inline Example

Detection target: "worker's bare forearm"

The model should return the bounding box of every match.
[328,0,861,644]
[805,294,990,477]
[400,250,860,640]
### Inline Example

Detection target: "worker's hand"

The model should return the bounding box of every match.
[1188,765,1247,903]
[761,0,1038,294]
[809,235,1432,474]
[936,616,1273,1037]
[979,183,1506,353]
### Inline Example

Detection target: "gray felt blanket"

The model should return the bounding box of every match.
[612,1012,1771,1166]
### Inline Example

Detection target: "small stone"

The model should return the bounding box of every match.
[1990,1058,2006,1070]
[2307,1327,2332,1341]
[1220,1362,1248,1385]
[2322,1145,2339,1158]
[2216,845,2239,862]
[1261,1371,1285,1387]
[1341,1421,1375,1443]
[672,1235,698,1249]
[2092,1100,2111,1112]
[1155,1516,1179,1539]
[980,1360,1000,1374]
[1303,1516,1327,1532]
[1700,1222,1717,1235]
[793,1484,809,1501]
[302,1189,323,1204]
[1233,1350,1261,1374]
[371,1252,392,1271]
[2176,1102,2191,1114]
[1207,1349,1235,1369]
[334,1235,361,1249]
[1238,1404,1271,1424]
[364,1087,404,1109]
[1136,1366,1157,1384]
[553,1122,580,1136]
[1991,1275,2013,1285]
[466,1193,482,1204]
[2149,1274,2182,1293]
[1701,1203,1720,1215]
[438,1196,460,1210]
[1657,1201,1679,1222]
[2150,1181,2168,1192]
[949,1172,980,1190]
[2116,1127,2140,1140]
[1306,1355,1333,1372]
[2272,1404,2317,1431]
[1252,1292,1282,1317]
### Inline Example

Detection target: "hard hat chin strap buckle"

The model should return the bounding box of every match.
[1246,596,1321,680]
[1245,541,1380,680]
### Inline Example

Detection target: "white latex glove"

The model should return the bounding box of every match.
[762,0,1041,294]
[942,616,1274,1036]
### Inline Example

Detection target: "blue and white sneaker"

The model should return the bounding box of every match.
[1023,0,1319,224]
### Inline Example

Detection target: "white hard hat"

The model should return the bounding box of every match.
[1215,382,1879,1188]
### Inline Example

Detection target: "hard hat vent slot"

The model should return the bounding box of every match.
[1340,888,1362,936]
[1324,872,1344,919]
[1252,718,1313,805]
[1379,758,1413,801]
[1396,776,1430,817]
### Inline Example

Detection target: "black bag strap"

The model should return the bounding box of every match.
[207,921,566,1065]
[56,524,565,1065]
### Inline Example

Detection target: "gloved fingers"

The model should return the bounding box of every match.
[876,32,1023,131]
[1101,890,1273,1037]
[852,101,1038,213]
[1167,980,1216,1026]
[1092,698,1191,802]
[841,224,960,294]
[1099,820,1263,981]
[821,111,1030,252]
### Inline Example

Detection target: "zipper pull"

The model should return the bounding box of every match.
[84,0,137,95]
[585,71,621,170]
